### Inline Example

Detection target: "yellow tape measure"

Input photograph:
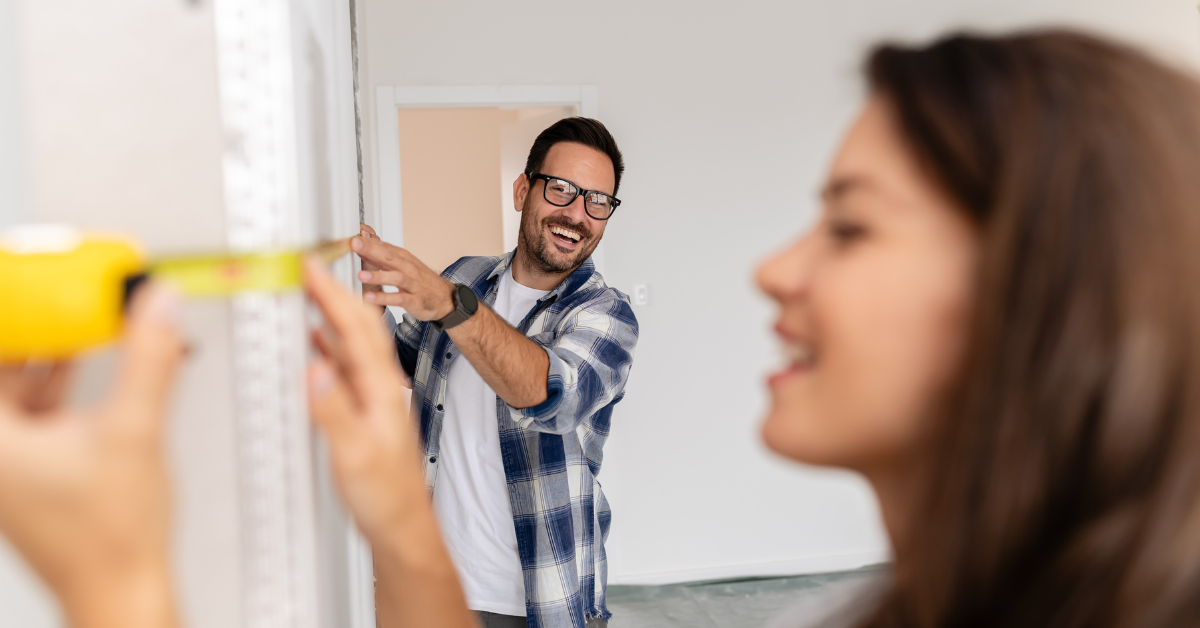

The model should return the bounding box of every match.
[147,238,350,296]
[0,225,351,361]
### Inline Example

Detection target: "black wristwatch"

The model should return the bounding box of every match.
[432,283,478,331]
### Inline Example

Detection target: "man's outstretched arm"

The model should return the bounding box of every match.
[352,234,551,409]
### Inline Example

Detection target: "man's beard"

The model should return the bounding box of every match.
[517,199,599,275]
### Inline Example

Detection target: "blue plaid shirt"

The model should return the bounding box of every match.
[384,251,638,626]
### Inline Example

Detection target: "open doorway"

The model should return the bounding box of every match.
[396,105,574,274]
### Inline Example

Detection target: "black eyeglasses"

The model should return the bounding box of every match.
[528,173,621,221]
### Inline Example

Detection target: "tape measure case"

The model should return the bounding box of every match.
[0,233,143,361]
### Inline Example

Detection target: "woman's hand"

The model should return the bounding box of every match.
[305,255,426,538]
[0,284,185,628]
[303,257,477,628]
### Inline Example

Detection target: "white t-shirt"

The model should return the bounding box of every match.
[432,266,549,617]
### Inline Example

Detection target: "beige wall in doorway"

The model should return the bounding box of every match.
[397,107,519,274]
[396,106,573,274]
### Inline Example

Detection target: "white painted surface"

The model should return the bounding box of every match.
[0,538,60,627]
[393,84,593,109]
[374,86,402,246]
[3,1,371,627]
[7,2,235,626]
[0,0,27,227]
[356,0,1200,584]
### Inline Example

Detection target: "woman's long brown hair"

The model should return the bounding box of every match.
[863,31,1200,628]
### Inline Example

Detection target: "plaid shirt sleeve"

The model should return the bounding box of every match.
[382,308,425,379]
[504,291,639,434]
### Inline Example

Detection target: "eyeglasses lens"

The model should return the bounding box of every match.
[545,179,578,206]
[584,192,614,219]
[541,176,616,219]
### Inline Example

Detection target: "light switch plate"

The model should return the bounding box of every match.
[633,283,651,306]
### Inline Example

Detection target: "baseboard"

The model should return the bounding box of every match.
[608,550,890,586]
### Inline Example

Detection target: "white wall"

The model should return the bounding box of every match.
[357,0,1200,584]
[8,2,239,626]
[3,1,369,626]
[0,0,27,226]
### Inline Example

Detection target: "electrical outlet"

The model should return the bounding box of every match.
[633,283,651,306]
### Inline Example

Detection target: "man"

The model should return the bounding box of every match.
[354,117,638,628]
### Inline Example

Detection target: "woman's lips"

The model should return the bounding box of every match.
[769,323,816,387]
[768,363,801,388]
[767,360,813,388]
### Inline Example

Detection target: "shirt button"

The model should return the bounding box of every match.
[429,456,437,463]
[436,404,444,411]
[445,352,452,359]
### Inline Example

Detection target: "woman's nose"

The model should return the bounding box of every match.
[757,235,813,302]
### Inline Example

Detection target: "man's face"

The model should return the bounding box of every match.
[515,142,615,274]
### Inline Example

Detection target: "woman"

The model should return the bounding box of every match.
[3,28,1200,628]
[760,30,1200,627]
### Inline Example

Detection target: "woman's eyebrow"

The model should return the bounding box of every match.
[820,174,874,204]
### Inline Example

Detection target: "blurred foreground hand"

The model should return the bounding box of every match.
[0,264,472,628]
[303,257,476,628]
[0,284,185,628]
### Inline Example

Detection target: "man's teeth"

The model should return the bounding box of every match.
[782,341,816,366]
[550,225,582,242]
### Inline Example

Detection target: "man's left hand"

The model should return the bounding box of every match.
[352,236,456,322]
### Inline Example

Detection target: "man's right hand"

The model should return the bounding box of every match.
[352,232,457,323]
[358,223,385,314]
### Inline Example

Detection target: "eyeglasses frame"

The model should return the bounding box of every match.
[527,172,621,221]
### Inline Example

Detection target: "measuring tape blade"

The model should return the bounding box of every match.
[150,251,302,297]
[145,239,347,298]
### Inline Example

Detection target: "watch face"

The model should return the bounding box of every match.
[456,284,479,314]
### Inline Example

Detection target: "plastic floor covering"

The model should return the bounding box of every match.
[606,565,885,628]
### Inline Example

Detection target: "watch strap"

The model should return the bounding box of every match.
[432,284,477,331]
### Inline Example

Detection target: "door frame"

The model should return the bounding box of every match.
[371,84,606,273]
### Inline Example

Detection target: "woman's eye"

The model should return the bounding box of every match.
[828,221,867,245]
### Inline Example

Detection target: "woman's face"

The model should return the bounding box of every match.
[757,97,979,475]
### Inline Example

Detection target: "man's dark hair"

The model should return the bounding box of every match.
[524,117,625,196]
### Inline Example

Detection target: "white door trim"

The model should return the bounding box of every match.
[371,84,604,273]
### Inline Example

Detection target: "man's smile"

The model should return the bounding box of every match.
[548,224,584,249]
